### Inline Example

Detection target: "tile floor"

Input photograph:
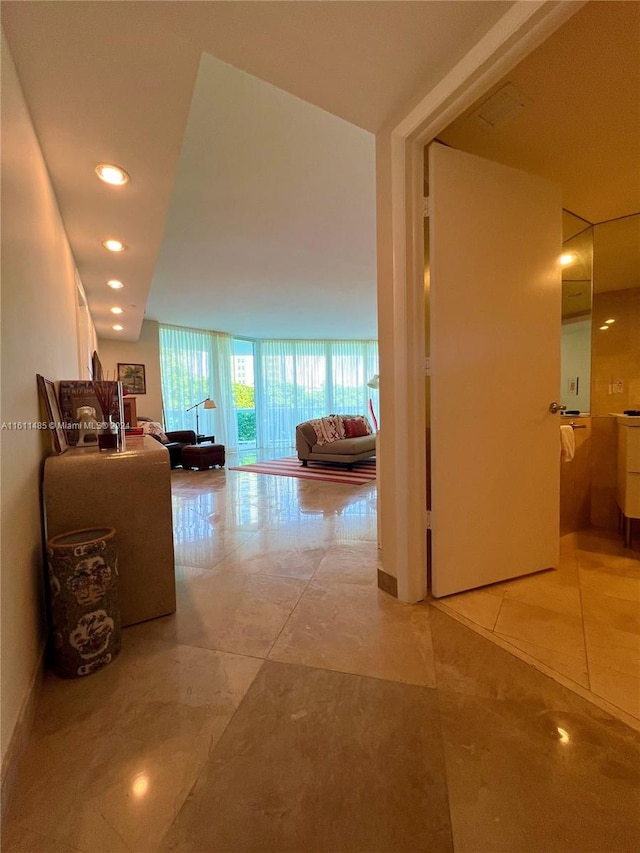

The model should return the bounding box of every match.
[433,527,640,725]
[4,454,640,851]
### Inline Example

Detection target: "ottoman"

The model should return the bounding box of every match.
[181,443,225,470]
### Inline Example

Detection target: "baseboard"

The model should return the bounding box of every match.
[1,646,45,818]
[377,568,398,598]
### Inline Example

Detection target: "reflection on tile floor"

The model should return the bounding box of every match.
[433,528,640,723]
[4,451,640,851]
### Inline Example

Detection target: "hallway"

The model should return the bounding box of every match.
[4,462,640,852]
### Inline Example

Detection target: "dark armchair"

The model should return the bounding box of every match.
[147,429,196,468]
[164,430,196,468]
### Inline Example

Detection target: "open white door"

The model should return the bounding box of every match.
[429,142,561,598]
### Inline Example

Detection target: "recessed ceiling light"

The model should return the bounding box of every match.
[605,318,615,324]
[107,279,124,289]
[102,239,126,252]
[599,325,609,330]
[112,324,124,331]
[95,164,130,186]
[560,252,576,266]
[110,307,123,314]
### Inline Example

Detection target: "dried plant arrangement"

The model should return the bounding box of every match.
[92,377,119,424]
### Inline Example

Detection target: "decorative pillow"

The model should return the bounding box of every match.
[329,415,346,439]
[343,416,373,438]
[309,415,345,446]
[141,421,169,444]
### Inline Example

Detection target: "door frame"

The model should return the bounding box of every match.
[377,0,584,602]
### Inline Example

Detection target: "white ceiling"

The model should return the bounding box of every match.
[437,1,640,225]
[1,0,514,341]
[436,1,640,308]
[146,53,377,339]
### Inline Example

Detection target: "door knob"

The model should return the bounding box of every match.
[549,402,567,414]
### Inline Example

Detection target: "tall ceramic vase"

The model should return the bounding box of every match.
[47,527,121,678]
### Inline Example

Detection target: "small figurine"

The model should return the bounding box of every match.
[77,406,99,446]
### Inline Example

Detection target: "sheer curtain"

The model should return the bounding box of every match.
[159,325,238,449]
[160,328,377,453]
[258,340,378,450]
[210,333,239,449]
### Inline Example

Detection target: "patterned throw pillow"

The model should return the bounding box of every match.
[309,416,345,445]
[141,421,169,444]
[343,416,373,438]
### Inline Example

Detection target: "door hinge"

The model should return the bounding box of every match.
[426,510,432,530]
[425,356,432,376]
[423,197,430,218]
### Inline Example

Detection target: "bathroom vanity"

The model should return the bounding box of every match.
[616,415,640,548]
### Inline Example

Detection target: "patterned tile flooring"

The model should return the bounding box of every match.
[4,452,640,851]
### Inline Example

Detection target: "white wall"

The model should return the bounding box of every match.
[76,274,98,380]
[0,34,81,777]
[98,320,164,423]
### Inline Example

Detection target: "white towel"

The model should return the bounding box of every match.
[560,424,575,462]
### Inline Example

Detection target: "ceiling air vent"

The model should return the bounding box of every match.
[472,83,531,129]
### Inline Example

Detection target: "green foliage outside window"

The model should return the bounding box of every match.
[233,383,256,443]
[237,410,256,442]
[233,383,255,409]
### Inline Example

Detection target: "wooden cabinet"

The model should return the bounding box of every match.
[617,416,640,547]
[123,396,137,428]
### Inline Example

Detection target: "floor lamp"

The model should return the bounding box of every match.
[367,374,379,431]
[186,397,216,436]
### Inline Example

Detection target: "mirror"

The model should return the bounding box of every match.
[561,210,593,413]
[590,212,640,416]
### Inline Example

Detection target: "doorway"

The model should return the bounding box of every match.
[377,1,639,727]
[420,4,640,725]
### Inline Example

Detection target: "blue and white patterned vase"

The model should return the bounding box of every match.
[47,527,121,678]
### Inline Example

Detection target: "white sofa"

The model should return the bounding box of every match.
[295,416,376,469]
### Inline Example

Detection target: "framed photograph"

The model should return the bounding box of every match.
[59,380,123,445]
[36,374,69,455]
[117,363,146,395]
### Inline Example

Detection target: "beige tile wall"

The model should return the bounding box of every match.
[560,286,640,535]
[589,286,640,529]
[589,417,618,529]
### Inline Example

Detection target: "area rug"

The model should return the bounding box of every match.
[229,456,376,485]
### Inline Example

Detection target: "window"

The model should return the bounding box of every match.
[232,339,256,447]
[160,327,378,452]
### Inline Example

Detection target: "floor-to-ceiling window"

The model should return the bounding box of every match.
[258,340,378,450]
[232,338,257,448]
[161,327,378,453]
[159,325,239,448]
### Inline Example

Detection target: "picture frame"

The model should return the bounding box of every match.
[117,363,146,395]
[36,374,69,455]
[91,350,103,381]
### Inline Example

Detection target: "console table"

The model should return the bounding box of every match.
[43,436,176,626]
